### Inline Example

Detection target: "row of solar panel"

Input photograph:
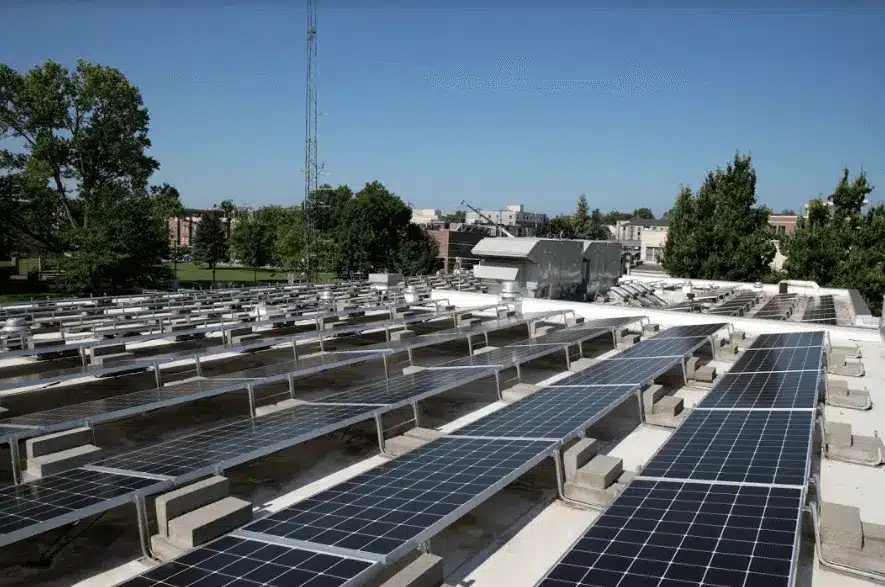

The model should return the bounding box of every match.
[802,295,838,325]
[537,329,826,587]
[0,317,634,547]
[117,319,731,587]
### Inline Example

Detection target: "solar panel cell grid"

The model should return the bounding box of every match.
[749,332,825,350]
[449,385,638,440]
[612,336,709,359]
[99,404,377,479]
[119,536,376,587]
[538,480,802,587]
[551,356,682,387]
[653,324,728,339]
[639,410,814,486]
[696,371,822,410]
[242,437,553,557]
[729,346,824,374]
[0,470,157,538]
[312,366,497,407]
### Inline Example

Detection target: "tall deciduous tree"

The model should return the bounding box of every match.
[631,207,655,219]
[192,210,229,284]
[1,59,170,292]
[662,153,775,281]
[306,184,353,234]
[785,169,884,315]
[230,211,275,282]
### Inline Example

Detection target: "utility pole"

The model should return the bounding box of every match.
[303,0,319,282]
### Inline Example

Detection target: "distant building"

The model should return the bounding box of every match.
[168,209,233,249]
[426,228,486,273]
[803,194,870,216]
[464,204,547,237]
[768,214,799,236]
[613,218,669,243]
[639,220,669,264]
[410,208,442,226]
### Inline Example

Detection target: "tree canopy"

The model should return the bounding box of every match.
[784,169,884,315]
[662,153,775,282]
[537,196,610,240]
[192,210,229,283]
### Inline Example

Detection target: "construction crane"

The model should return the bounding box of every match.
[460,200,516,238]
[303,0,320,281]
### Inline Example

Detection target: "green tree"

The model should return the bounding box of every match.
[395,224,440,276]
[192,210,229,284]
[537,216,577,239]
[332,181,420,277]
[662,153,775,281]
[230,212,275,282]
[442,210,466,224]
[573,195,591,237]
[55,187,171,293]
[0,59,169,292]
[785,170,885,315]
[306,184,352,234]
[632,207,655,219]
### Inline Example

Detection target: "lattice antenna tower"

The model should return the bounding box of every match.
[303,0,320,281]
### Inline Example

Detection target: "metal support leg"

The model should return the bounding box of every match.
[681,360,689,387]
[194,355,203,377]
[382,354,390,380]
[375,413,389,455]
[80,346,88,368]
[418,540,432,555]
[578,340,584,359]
[636,389,646,423]
[494,370,502,401]
[412,401,421,427]
[563,345,571,370]
[467,335,474,355]
[319,333,325,352]
[516,362,522,382]
[407,347,414,366]
[135,495,154,561]
[483,331,490,347]
[247,384,256,418]
[552,448,566,496]
[708,335,716,360]
[9,441,21,485]
[288,374,296,399]
[153,362,162,388]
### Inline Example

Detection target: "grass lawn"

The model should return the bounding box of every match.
[0,292,64,304]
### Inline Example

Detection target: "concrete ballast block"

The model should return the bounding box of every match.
[402,365,427,375]
[654,395,684,417]
[377,553,444,587]
[575,455,623,489]
[403,427,444,442]
[563,438,598,480]
[25,427,93,459]
[685,356,700,380]
[695,365,717,383]
[390,329,416,342]
[156,476,230,537]
[642,385,666,415]
[826,422,853,448]
[820,501,863,550]
[26,444,103,478]
[168,496,252,548]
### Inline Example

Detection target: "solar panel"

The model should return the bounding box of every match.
[437,344,565,369]
[311,366,498,408]
[653,324,728,339]
[729,345,825,374]
[550,356,682,387]
[638,410,814,486]
[97,404,379,480]
[752,294,797,320]
[118,535,379,587]
[695,371,822,410]
[242,437,553,559]
[748,331,825,350]
[802,295,837,325]
[612,336,710,359]
[0,469,158,546]
[538,479,802,587]
[517,326,613,347]
[449,384,637,441]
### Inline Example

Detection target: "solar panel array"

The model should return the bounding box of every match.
[802,294,837,325]
[752,293,798,320]
[0,316,637,548]
[538,330,825,587]
[705,290,760,317]
[109,319,717,587]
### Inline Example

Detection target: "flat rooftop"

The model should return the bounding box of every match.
[0,278,881,587]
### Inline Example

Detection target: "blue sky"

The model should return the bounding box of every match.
[3,1,883,215]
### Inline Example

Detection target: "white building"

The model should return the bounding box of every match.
[464,204,548,237]
[410,208,441,226]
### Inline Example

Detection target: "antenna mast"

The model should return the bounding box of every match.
[303,0,319,281]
